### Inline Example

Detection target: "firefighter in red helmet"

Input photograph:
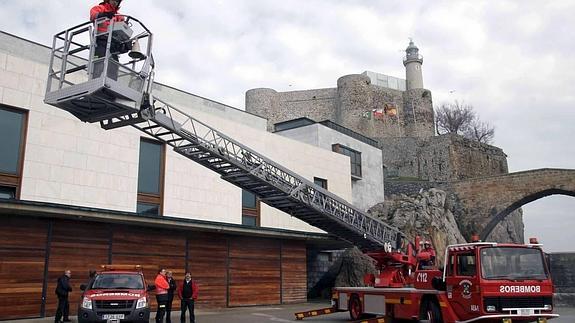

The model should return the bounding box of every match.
[89,0,128,80]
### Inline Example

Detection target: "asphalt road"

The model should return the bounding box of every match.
[4,303,574,323]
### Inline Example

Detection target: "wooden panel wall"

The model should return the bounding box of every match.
[188,233,228,308]
[281,241,307,303]
[0,217,47,319]
[45,221,110,317]
[112,226,186,310]
[228,237,281,306]
[0,216,310,319]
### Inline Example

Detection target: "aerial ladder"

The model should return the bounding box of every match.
[44,17,403,252]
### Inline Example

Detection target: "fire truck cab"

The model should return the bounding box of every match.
[440,241,555,322]
[78,265,151,323]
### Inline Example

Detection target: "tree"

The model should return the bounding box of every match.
[435,101,495,144]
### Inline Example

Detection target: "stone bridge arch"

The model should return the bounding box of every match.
[450,169,575,241]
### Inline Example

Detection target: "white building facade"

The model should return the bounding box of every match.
[274,118,385,211]
[0,31,354,233]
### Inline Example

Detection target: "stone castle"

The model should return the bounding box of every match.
[245,40,523,243]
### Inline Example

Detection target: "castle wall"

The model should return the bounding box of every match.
[246,87,337,132]
[449,135,509,179]
[377,137,421,179]
[245,74,435,139]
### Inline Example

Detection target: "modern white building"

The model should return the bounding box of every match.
[274,118,384,211]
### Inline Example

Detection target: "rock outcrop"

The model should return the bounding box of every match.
[368,188,466,264]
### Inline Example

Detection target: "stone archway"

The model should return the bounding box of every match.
[450,169,575,242]
[480,188,575,240]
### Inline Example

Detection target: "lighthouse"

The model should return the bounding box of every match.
[403,39,424,90]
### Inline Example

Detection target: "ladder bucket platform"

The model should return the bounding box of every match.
[44,17,154,124]
[45,84,143,123]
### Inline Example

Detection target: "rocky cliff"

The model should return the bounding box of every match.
[368,188,466,265]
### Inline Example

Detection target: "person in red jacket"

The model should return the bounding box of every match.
[89,0,127,80]
[177,272,199,323]
[154,268,170,323]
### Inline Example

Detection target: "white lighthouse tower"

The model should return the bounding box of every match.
[403,39,424,90]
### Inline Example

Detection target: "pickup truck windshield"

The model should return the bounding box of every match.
[92,274,144,289]
[481,247,548,280]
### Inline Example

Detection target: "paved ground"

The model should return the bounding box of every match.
[4,303,574,323]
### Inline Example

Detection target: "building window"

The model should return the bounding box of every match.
[137,138,165,215]
[332,144,362,178]
[242,189,260,226]
[0,105,28,199]
[314,177,328,189]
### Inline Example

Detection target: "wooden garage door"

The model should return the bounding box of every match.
[228,236,280,306]
[111,226,186,310]
[188,232,228,308]
[0,217,48,320]
[281,241,307,303]
[45,220,110,317]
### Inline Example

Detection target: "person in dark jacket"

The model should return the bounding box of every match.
[177,272,199,323]
[55,270,72,323]
[165,271,177,323]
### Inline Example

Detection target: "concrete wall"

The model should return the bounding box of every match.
[0,31,353,233]
[549,252,575,306]
[276,123,385,211]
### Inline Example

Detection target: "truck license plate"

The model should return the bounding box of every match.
[102,314,125,320]
[520,308,534,316]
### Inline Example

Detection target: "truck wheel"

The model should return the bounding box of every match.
[349,295,363,321]
[421,300,443,323]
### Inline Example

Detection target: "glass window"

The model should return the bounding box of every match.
[241,189,259,226]
[136,202,160,216]
[137,139,163,194]
[457,254,477,276]
[242,215,257,227]
[332,144,362,178]
[480,247,548,280]
[92,274,144,289]
[314,177,328,189]
[0,186,16,199]
[242,190,257,209]
[0,107,25,175]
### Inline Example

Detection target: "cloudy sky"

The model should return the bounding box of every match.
[1,1,574,251]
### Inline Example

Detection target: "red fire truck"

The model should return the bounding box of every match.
[296,237,557,323]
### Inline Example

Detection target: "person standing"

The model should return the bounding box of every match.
[165,271,177,323]
[177,272,198,323]
[154,268,169,323]
[89,0,127,80]
[55,270,72,323]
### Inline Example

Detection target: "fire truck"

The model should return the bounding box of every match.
[296,236,556,322]
[43,16,557,323]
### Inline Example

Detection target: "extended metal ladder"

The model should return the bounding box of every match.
[101,97,402,250]
[44,18,403,251]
